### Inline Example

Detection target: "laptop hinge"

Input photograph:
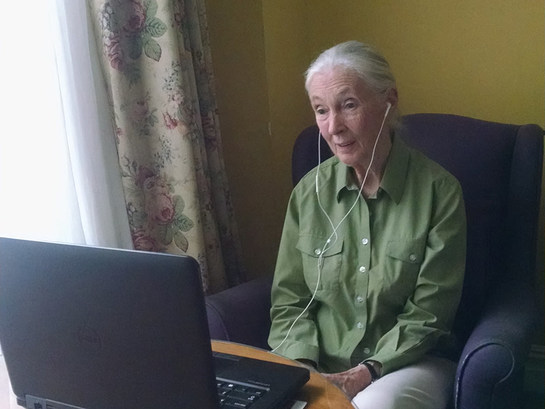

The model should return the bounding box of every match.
[25,395,85,409]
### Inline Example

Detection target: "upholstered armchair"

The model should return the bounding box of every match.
[205,114,544,409]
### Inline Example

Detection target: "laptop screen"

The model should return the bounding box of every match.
[0,237,219,409]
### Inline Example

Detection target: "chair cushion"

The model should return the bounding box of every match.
[400,114,521,339]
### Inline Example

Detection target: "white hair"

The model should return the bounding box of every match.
[304,41,396,96]
[305,41,400,131]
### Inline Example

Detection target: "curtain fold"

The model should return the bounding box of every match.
[87,0,244,293]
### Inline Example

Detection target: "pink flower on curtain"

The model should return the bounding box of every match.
[123,0,146,34]
[161,76,187,130]
[130,98,149,121]
[123,164,195,252]
[144,178,175,225]
[132,229,158,251]
[163,112,178,129]
[105,35,124,71]
[142,174,176,226]
[134,165,154,187]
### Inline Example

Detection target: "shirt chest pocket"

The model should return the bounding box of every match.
[382,238,426,293]
[297,235,343,293]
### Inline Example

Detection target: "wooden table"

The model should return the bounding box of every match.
[212,340,354,409]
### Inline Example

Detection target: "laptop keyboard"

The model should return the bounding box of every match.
[216,379,268,408]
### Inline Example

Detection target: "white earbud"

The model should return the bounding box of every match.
[384,102,392,117]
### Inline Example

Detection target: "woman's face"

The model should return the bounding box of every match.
[307,66,393,169]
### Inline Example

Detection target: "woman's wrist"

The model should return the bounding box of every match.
[359,360,382,383]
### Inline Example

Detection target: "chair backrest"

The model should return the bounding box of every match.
[292,113,543,343]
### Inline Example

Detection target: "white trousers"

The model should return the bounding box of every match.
[351,356,457,409]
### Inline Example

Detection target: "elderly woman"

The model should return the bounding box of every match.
[268,41,466,408]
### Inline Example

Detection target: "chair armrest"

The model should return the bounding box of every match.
[205,276,273,350]
[454,279,537,409]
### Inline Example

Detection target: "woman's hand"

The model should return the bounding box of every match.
[322,365,372,400]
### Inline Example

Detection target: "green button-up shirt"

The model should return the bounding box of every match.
[268,135,466,375]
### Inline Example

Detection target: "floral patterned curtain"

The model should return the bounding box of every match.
[87,0,244,293]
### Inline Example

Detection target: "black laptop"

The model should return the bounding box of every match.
[0,237,309,409]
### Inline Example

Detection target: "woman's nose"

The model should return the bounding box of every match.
[328,111,344,135]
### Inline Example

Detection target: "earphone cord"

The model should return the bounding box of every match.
[271,111,389,355]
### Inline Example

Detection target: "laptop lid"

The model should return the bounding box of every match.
[0,237,219,409]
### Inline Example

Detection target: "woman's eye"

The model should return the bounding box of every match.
[315,108,326,115]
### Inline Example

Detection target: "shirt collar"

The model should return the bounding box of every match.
[335,135,409,204]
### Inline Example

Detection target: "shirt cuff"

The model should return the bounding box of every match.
[273,340,320,364]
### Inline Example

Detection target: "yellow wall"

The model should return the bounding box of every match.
[304,1,544,126]
[206,0,544,283]
[205,1,277,279]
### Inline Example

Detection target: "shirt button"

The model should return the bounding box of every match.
[361,238,369,245]
[363,347,371,354]
[409,253,417,262]
[359,266,367,273]
[356,322,364,329]
[356,296,364,303]
[314,248,321,255]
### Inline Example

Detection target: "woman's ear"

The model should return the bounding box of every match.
[385,87,398,111]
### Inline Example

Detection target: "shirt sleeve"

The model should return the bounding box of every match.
[369,178,467,375]
[268,189,321,364]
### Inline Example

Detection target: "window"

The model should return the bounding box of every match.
[0,1,131,248]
